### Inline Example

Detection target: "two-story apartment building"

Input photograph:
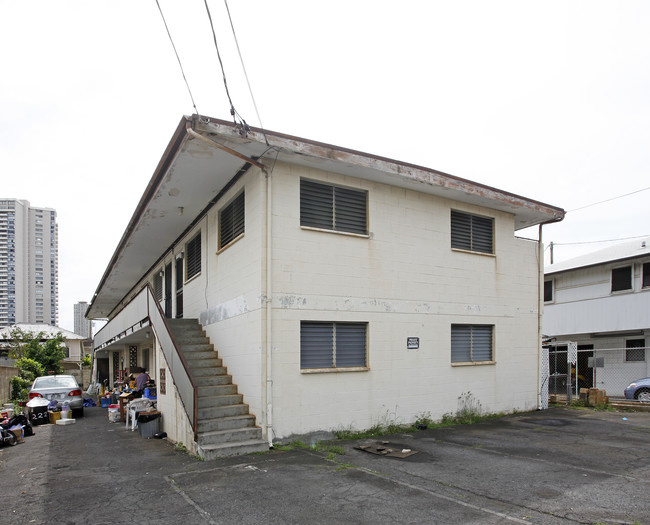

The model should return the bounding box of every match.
[86,115,564,458]
[544,239,650,398]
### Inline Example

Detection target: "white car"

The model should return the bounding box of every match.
[29,375,84,418]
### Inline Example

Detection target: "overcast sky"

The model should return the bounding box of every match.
[2,1,649,333]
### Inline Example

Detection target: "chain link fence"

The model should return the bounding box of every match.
[544,343,649,402]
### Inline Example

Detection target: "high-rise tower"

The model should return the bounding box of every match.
[0,199,58,327]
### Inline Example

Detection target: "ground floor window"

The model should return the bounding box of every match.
[626,339,646,362]
[451,324,494,363]
[300,321,367,369]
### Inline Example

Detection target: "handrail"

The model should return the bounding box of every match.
[145,283,198,439]
[92,284,198,440]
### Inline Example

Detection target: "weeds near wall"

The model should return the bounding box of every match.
[455,391,483,424]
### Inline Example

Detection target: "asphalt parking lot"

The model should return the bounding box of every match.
[1,405,649,524]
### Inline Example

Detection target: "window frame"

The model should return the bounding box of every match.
[300,321,369,372]
[185,232,202,281]
[611,265,632,293]
[451,324,495,365]
[219,191,245,250]
[643,262,650,289]
[450,210,494,255]
[625,339,646,362]
[544,279,554,303]
[300,178,368,236]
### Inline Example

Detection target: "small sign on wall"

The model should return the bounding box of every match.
[159,368,166,395]
[407,337,420,350]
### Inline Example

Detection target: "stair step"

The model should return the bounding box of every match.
[195,375,233,386]
[198,439,269,460]
[180,343,214,353]
[198,394,243,409]
[198,384,238,397]
[185,357,224,369]
[198,426,263,446]
[197,414,256,433]
[198,403,251,419]
[192,366,228,377]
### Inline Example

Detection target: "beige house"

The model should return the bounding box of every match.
[0,323,87,396]
[87,115,564,458]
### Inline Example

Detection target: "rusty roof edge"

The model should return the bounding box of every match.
[195,116,566,223]
[87,116,193,319]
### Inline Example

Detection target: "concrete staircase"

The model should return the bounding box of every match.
[167,318,269,459]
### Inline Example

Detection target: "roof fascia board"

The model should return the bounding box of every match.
[546,252,650,276]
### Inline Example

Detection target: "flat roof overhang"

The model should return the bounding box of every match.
[87,115,565,320]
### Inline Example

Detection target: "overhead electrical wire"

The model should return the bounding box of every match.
[223,0,268,144]
[549,234,650,247]
[155,0,199,115]
[568,185,650,213]
[203,0,250,134]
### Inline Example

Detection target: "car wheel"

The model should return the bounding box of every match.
[72,407,84,418]
[635,389,650,403]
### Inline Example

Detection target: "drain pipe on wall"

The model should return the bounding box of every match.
[264,165,274,446]
[537,224,544,409]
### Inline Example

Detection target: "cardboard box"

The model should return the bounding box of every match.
[11,429,24,443]
[49,411,62,424]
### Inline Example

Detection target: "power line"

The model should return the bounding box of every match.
[551,234,650,247]
[203,0,249,134]
[155,0,199,115]
[568,185,650,213]
[223,0,268,145]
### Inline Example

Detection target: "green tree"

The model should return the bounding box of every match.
[7,328,68,403]
[10,358,45,402]
[8,327,67,375]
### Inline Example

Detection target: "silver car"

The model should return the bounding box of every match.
[29,375,84,418]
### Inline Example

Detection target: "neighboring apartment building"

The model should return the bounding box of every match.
[74,301,92,339]
[0,199,58,327]
[543,238,650,398]
[86,115,564,458]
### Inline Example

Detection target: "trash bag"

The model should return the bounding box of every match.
[137,412,160,424]
[83,398,97,407]
[26,398,50,408]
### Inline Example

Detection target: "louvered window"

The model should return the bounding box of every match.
[300,179,367,235]
[611,266,632,292]
[186,232,201,280]
[301,321,367,369]
[451,210,493,254]
[643,262,650,288]
[153,271,163,301]
[451,324,494,363]
[220,191,245,248]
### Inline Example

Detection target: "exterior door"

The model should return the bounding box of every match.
[164,262,172,318]
[175,257,183,318]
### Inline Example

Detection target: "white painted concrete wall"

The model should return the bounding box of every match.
[268,163,541,439]
[137,161,543,442]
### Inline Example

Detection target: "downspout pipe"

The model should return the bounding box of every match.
[264,165,274,446]
[537,224,544,409]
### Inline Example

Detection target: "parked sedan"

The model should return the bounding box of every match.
[29,375,84,417]
[624,377,650,403]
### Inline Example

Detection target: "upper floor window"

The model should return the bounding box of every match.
[300,179,368,235]
[611,266,632,292]
[544,280,554,302]
[186,232,201,280]
[643,262,650,289]
[451,210,494,254]
[451,324,494,363]
[219,191,245,249]
[153,270,163,301]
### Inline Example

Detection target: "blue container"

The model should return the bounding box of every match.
[100,397,110,408]
[144,388,157,400]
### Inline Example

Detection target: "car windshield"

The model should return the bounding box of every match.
[34,377,77,389]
